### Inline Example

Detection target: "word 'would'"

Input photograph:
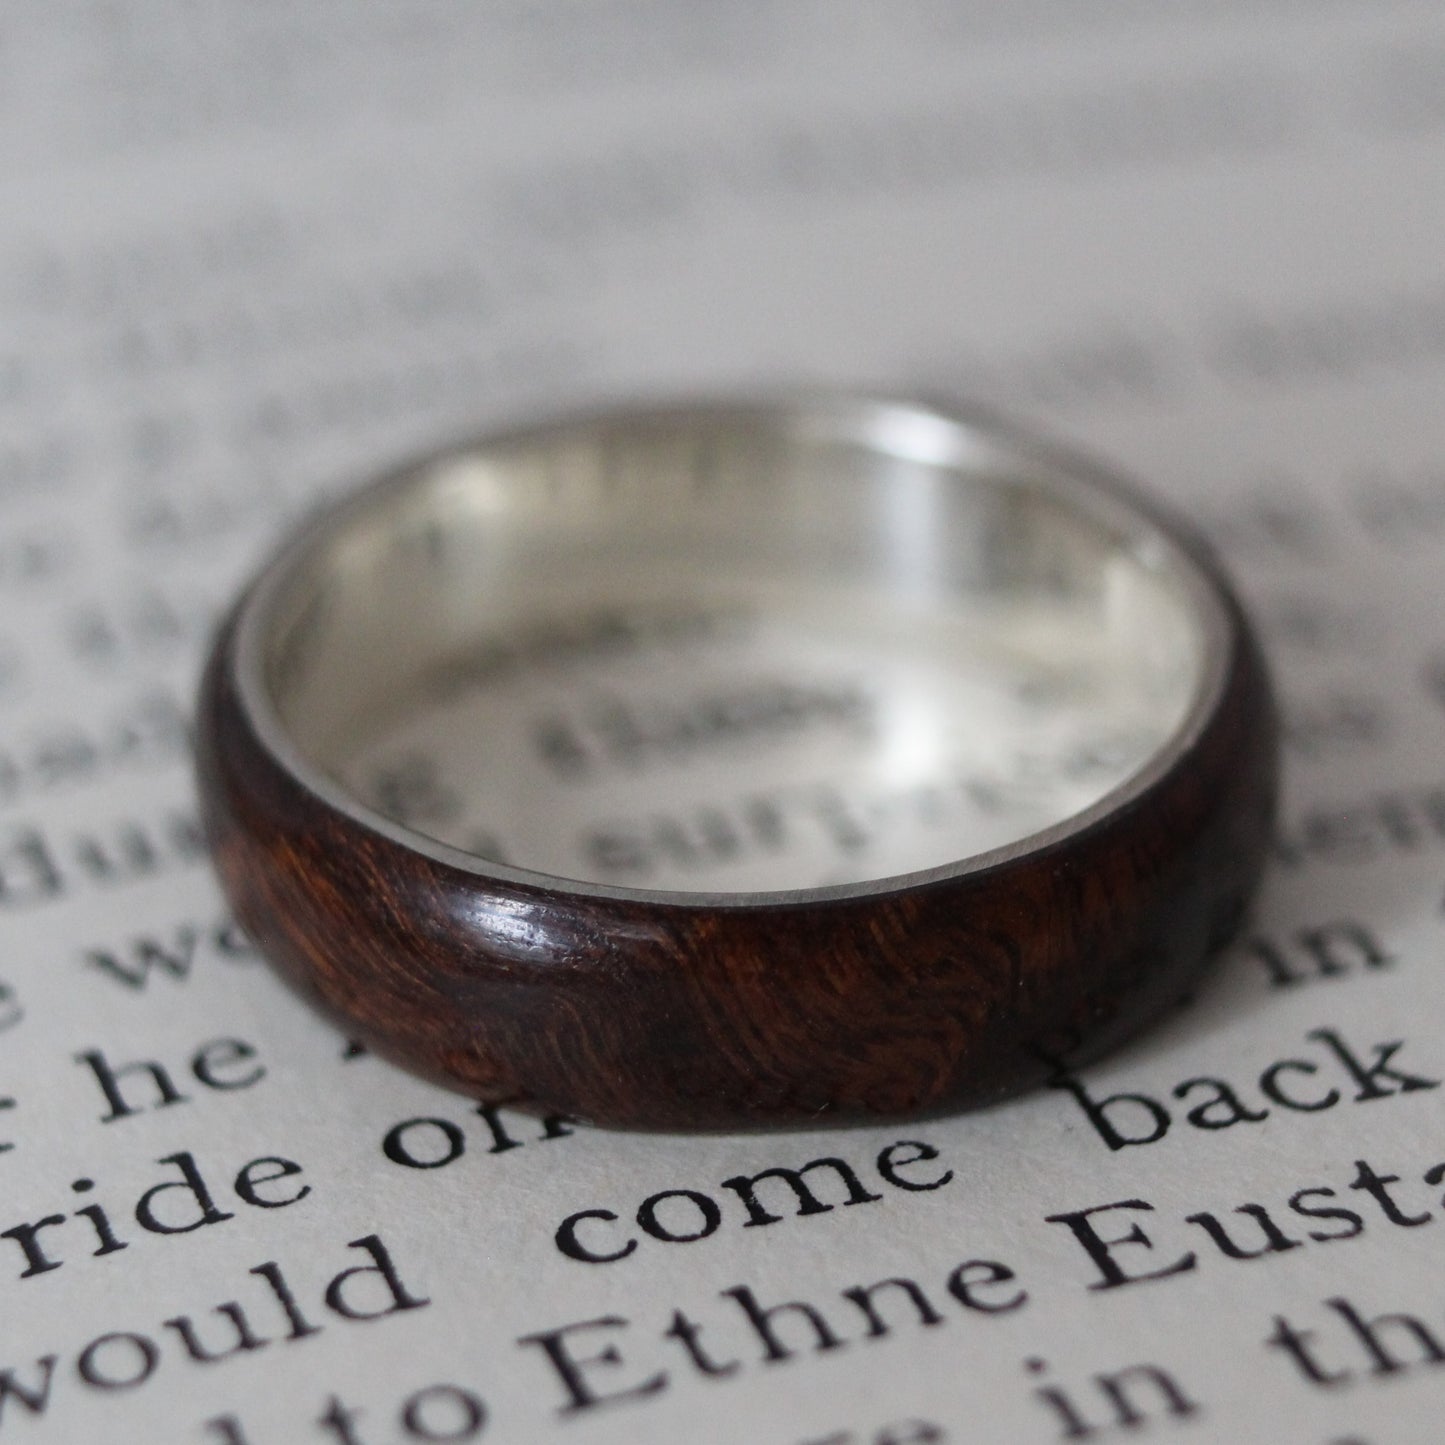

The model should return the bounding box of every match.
[0,1235,425,1431]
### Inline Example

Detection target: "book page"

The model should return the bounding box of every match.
[3,4,1445,1440]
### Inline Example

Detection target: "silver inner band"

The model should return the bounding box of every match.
[243,398,1224,898]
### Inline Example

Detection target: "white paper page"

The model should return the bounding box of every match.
[3,5,1445,1441]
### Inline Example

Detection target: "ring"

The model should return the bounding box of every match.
[196,395,1277,1128]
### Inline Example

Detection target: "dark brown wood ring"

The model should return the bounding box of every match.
[195,396,1277,1129]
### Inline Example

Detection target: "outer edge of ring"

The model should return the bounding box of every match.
[195,394,1279,1127]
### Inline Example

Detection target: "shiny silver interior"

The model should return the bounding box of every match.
[237,396,1229,901]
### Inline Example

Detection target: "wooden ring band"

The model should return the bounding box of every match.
[195,396,1277,1128]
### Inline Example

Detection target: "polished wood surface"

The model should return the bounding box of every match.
[195,561,1276,1130]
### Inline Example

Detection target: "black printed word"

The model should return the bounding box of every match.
[1027,1354,1199,1438]
[555,1140,953,1263]
[519,1259,1024,1416]
[0,1235,425,1431]
[380,1100,574,1170]
[1045,1153,1445,1290]
[0,1148,308,1283]
[1268,1291,1445,1390]
[534,679,874,779]
[0,808,205,909]
[1051,1027,1437,1151]
[83,915,254,990]
[75,1036,265,1122]
[1245,920,1392,990]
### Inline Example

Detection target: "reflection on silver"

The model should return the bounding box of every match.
[240,396,1227,896]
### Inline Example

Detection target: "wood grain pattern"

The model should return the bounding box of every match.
[195,581,1277,1130]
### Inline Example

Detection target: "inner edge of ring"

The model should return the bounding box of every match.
[229,393,1237,910]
